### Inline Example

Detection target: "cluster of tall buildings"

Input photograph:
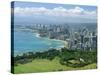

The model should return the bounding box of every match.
[32,24,70,40]
[23,23,97,51]
[68,27,97,51]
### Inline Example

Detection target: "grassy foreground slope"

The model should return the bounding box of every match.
[14,57,97,74]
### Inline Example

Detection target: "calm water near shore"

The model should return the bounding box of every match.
[14,29,66,56]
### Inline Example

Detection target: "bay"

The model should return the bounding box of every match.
[14,30,65,56]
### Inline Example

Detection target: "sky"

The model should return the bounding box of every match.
[12,1,97,24]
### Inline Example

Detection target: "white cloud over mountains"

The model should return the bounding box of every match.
[14,6,97,23]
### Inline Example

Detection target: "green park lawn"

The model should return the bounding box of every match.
[14,57,97,74]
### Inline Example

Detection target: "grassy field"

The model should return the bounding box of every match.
[14,57,97,74]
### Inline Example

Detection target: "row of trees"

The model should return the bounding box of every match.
[13,48,97,67]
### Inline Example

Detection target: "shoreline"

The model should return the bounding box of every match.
[15,28,68,49]
[14,28,68,56]
[35,32,68,49]
[15,28,68,48]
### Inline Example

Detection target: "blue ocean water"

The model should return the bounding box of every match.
[14,30,65,55]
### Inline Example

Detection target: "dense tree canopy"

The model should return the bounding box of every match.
[13,48,97,68]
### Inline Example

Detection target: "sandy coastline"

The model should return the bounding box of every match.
[15,28,68,51]
[35,32,68,49]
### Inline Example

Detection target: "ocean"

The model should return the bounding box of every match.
[14,30,65,56]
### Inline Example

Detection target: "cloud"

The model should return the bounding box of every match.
[14,6,97,23]
[68,7,84,14]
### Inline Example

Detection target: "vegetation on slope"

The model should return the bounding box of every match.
[12,48,97,73]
